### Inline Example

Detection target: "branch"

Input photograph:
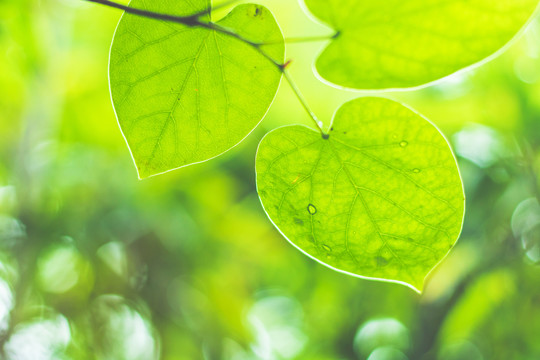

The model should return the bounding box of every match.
[85,0,283,67]
[86,0,201,26]
[85,0,327,136]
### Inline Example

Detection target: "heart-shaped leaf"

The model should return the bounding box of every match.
[303,0,538,89]
[110,2,284,178]
[256,97,465,291]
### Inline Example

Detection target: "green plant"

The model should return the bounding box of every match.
[87,0,539,292]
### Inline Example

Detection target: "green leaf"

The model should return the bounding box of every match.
[110,2,284,178]
[256,97,465,291]
[303,0,538,89]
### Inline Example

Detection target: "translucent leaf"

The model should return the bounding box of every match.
[110,2,284,178]
[302,0,539,89]
[256,97,465,291]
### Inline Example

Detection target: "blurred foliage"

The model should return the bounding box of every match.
[1,0,540,359]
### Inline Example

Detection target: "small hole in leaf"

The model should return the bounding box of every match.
[307,204,317,215]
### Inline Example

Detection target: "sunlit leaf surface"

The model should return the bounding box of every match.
[110,1,284,178]
[256,97,465,291]
[303,0,538,89]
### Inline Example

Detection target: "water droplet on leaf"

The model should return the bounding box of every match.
[413,168,420,173]
[322,244,332,252]
[307,204,317,215]
[400,141,408,148]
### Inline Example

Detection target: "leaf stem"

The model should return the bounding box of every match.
[263,33,339,45]
[283,70,328,138]
[85,0,328,137]
[286,34,338,43]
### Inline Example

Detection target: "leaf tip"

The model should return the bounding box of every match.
[404,276,425,294]
[135,164,153,180]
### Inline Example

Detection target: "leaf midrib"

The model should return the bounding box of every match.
[144,32,211,169]
[327,139,406,272]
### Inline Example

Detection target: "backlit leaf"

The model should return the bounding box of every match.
[303,0,538,89]
[110,2,284,178]
[256,97,465,291]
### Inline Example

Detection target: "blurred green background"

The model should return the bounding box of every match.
[1,0,540,359]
